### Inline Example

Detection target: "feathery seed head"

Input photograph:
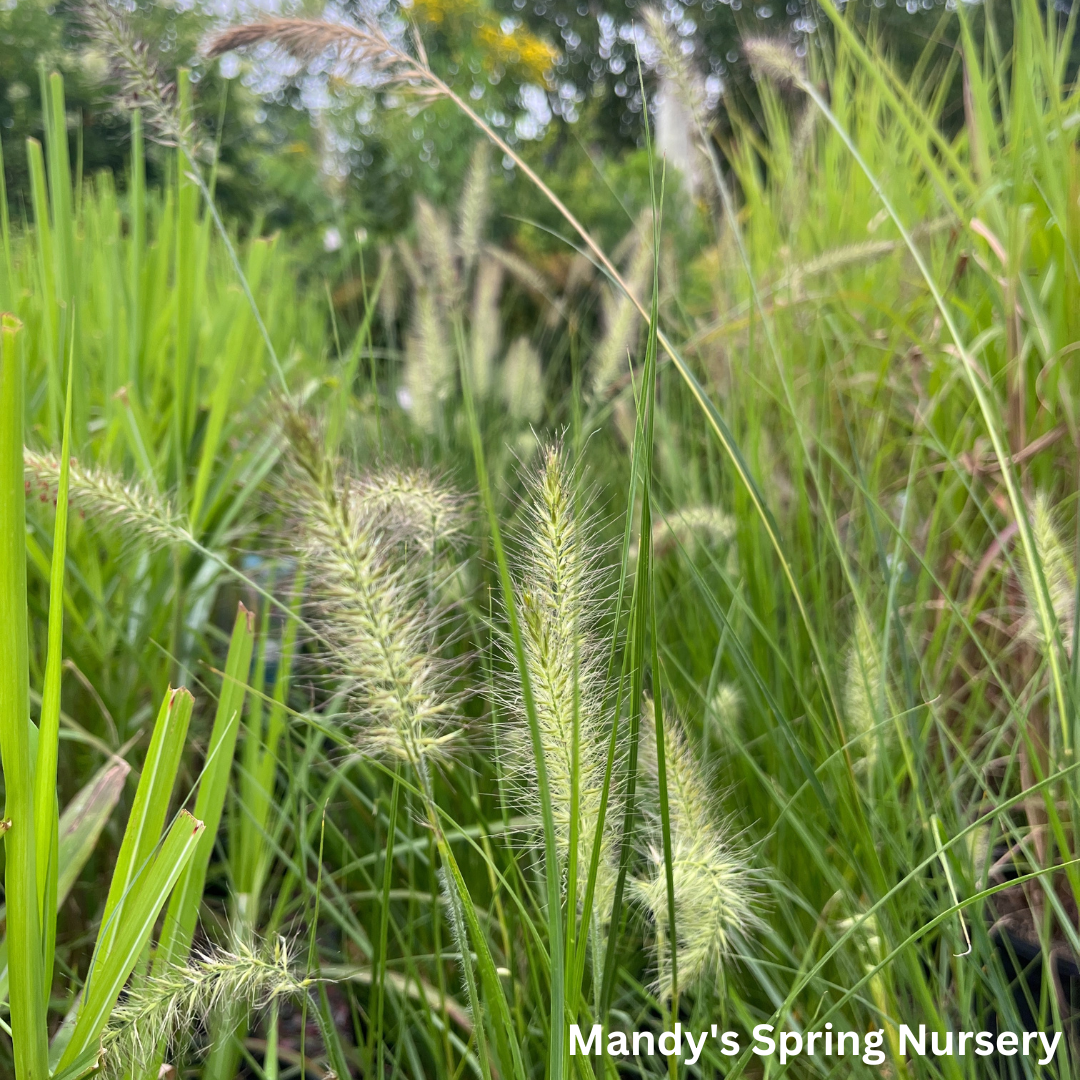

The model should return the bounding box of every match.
[350,468,464,549]
[24,449,188,550]
[508,446,621,930]
[644,8,706,125]
[843,614,883,751]
[458,142,491,272]
[1022,492,1076,656]
[591,213,655,399]
[743,37,806,89]
[81,0,187,146]
[652,504,736,559]
[708,682,743,740]
[404,287,454,433]
[285,426,461,766]
[205,17,434,99]
[415,196,460,310]
[104,937,307,1074]
[469,257,504,399]
[636,701,758,997]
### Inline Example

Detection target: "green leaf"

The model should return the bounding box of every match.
[56,811,206,1070]
[0,311,49,1079]
[0,758,130,1005]
[34,344,73,999]
[154,603,255,970]
[94,686,193,963]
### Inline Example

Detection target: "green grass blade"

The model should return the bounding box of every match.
[0,132,12,309]
[154,603,255,970]
[57,810,206,1070]
[0,758,131,1007]
[95,686,194,962]
[55,759,131,905]
[0,312,49,1078]
[33,347,72,986]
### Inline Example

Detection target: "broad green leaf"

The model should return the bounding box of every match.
[154,603,255,970]
[95,686,193,962]
[57,811,205,1070]
[0,758,130,1004]
[0,312,49,1078]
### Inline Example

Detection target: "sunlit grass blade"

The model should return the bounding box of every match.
[0,312,49,1078]
[94,686,193,963]
[34,345,73,1001]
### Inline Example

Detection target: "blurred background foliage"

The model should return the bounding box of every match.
[2,0,966,282]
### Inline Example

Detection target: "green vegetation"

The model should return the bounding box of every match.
[2,1,1080,1077]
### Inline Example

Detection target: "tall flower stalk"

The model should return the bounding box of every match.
[510,445,622,958]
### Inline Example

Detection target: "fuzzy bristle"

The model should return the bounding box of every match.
[469,257,504,399]
[404,287,454,433]
[636,702,757,997]
[501,337,544,424]
[24,449,188,549]
[843,614,884,760]
[743,37,805,88]
[1023,492,1076,656]
[286,421,460,765]
[511,446,620,937]
[81,0,185,145]
[104,938,306,1074]
[350,467,464,548]
[591,213,654,398]
[458,142,491,273]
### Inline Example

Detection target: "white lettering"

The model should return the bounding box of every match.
[1038,1032,1061,1065]
[570,1024,601,1056]
[752,1025,776,1056]
[685,1030,708,1065]
[899,1025,925,1056]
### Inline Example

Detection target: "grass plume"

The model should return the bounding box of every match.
[509,445,621,932]
[636,701,757,997]
[24,448,188,549]
[104,937,308,1073]
[285,413,460,764]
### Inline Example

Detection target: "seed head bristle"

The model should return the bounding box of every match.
[24,448,188,549]
[415,196,460,311]
[104,937,306,1074]
[204,16,428,91]
[644,9,706,126]
[350,467,464,548]
[1022,492,1076,656]
[458,142,491,273]
[636,701,758,997]
[404,287,454,433]
[81,0,186,145]
[285,421,460,765]
[843,613,883,748]
[708,682,743,740]
[652,505,736,558]
[743,37,806,89]
[510,445,621,938]
[591,213,654,398]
